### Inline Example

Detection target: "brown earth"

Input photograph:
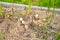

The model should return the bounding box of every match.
[0,7,60,40]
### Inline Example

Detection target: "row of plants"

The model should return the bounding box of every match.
[0,0,60,40]
[0,0,60,8]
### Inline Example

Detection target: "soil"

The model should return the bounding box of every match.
[0,7,60,40]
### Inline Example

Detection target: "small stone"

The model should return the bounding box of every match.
[43,19,46,21]
[20,18,23,21]
[42,19,47,22]
[22,20,25,24]
[38,20,41,22]
[25,25,28,30]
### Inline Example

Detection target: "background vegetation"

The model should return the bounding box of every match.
[0,0,60,8]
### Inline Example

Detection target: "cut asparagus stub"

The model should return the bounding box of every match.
[35,14,38,17]
[35,14,39,19]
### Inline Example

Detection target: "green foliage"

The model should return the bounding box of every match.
[0,32,5,40]
[25,0,32,17]
[0,5,4,16]
[56,35,60,40]
[0,0,60,8]
[56,0,60,8]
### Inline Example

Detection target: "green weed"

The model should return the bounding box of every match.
[0,32,5,40]
[0,5,4,16]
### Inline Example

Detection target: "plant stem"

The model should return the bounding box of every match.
[25,0,32,17]
[11,0,14,13]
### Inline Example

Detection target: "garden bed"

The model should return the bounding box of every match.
[0,2,60,40]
